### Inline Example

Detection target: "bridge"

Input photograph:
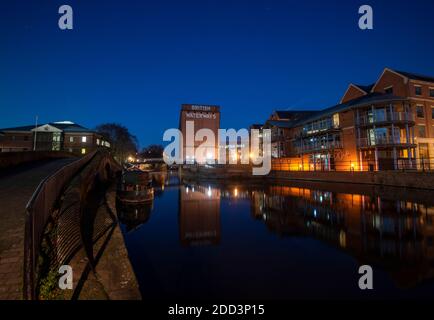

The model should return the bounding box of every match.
[0,151,140,300]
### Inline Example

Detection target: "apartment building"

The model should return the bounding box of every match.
[0,121,110,155]
[265,68,434,171]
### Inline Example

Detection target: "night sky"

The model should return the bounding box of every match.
[1,0,434,148]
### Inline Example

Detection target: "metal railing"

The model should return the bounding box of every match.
[272,157,434,172]
[23,150,101,300]
[294,140,343,153]
[357,137,414,148]
[302,119,339,136]
[356,112,415,126]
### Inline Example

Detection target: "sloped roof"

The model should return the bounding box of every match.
[48,122,93,132]
[295,92,407,126]
[0,122,95,133]
[392,69,434,83]
[353,83,374,93]
[0,125,36,132]
[274,110,318,120]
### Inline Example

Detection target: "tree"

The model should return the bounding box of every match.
[95,123,138,162]
[139,144,164,159]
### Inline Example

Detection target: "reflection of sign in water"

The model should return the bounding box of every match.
[179,185,221,246]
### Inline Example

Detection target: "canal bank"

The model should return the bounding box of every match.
[180,166,434,190]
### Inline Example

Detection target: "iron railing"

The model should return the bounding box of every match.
[356,111,415,126]
[23,151,99,300]
[271,157,434,172]
[294,140,343,154]
[357,137,415,148]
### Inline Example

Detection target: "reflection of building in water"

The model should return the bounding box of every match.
[117,201,154,233]
[179,185,221,246]
[252,185,434,288]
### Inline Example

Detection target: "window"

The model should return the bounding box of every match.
[24,136,29,141]
[82,136,87,143]
[384,86,393,94]
[96,138,100,145]
[415,86,422,96]
[81,148,86,154]
[419,143,429,158]
[432,107,434,120]
[69,136,74,142]
[332,113,339,128]
[430,88,434,97]
[416,105,425,118]
[417,125,426,138]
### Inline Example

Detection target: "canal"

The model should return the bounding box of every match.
[117,172,434,300]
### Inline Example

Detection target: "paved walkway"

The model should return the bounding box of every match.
[0,158,75,300]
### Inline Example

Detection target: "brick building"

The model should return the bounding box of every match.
[179,104,220,163]
[263,68,434,171]
[0,121,110,155]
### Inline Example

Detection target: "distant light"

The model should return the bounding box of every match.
[207,186,212,197]
[186,186,189,194]
[313,209,317,217]
[53,121,74,124]
[234,188,238,197]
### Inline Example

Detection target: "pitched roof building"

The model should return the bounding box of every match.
[0,121,110,154]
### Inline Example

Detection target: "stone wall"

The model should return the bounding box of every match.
[181,166,434,190]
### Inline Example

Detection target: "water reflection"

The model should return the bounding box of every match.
[119,174,434,298]
[249,185,434,288]
[177,181,434,288]
[179,185,221,246]
[117,201,154,233]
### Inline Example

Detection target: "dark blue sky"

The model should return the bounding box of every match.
[1,0,434,148]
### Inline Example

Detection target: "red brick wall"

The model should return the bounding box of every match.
[0,132,33,152]
[341,85,366,103]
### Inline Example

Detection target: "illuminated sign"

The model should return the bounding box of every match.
[185,112,217,120]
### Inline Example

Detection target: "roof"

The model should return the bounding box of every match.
[296,92,407,126]
[48,122,93,133]
[0,122,95,133]
[274,110,317,120]
[265,120,296,128]
[392,69,434,83]
[353,83,374,93]
[0,125,36,132]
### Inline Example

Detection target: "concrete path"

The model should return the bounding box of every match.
[0,158,75,300]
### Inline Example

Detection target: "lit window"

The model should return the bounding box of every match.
[81,148,86,154]
[415,86,422,96]
[416,105,424,118]
[96,138,100,145]
[82,136,87,143]
[70,136,74,142]
[332,113,340,128]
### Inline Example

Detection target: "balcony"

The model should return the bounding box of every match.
[358,136,416,148]
[356,112,415,127]
[295,140,343,154]
[301,119,340,137]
